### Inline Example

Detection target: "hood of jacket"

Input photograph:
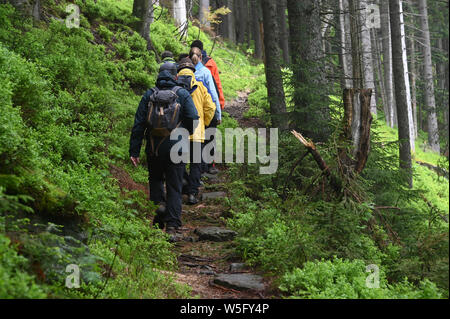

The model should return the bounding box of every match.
[177,68,198,93]
[156,70,178,89]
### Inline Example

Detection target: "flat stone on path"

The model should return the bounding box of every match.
[229,263,247,273]
[201,191,226,200]
[194,227,237,242]
[213,273,265,291]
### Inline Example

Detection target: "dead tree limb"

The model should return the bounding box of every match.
[291,130,342,194]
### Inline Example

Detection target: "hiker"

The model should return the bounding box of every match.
[189,46,221,175]
[177,57,216,205]
[161,50,176,65]
[129,62,199,239]
[190,40,225,111]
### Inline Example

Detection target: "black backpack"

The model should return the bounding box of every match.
[146,86,182,154]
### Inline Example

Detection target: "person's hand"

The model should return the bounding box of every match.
[130,157,140,167]
[217,119,222,125]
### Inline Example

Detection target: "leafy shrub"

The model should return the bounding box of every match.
[0,234,46,298]
[279,258,443,299]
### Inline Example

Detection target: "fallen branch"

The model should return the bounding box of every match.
[291,130,342,194]
[415,160,449,180]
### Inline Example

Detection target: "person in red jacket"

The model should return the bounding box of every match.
[190,40,225,110]
[190,40,225,175]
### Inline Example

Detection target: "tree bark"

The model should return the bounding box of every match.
[261,0,288,130]
[418,0,440,153]
[236,0,248,45]
[250,0,263,59]
[8,0,40,20]
[340,89,373,174]
[287,0,329,140]
[359,0,377,114]
[390,0,413,187]
[380,0,395,127]
[372,28,387,119]
[339,0,352,89]
[227,0,235,43]
[409,36,418,139]
[277,0,290,64]
[173,0,187,37]
[348,0,362,89]
[437,38,449,151]
[133,0,158,60]
[199,0,210,26]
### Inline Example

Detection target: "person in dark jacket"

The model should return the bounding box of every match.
[161,50,176,64]
[129,65,199,238]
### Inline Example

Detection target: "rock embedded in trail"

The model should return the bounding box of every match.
[229,263,247,273]
[201,191,227,200]
[194,227,237,242]
[213,273,265,291]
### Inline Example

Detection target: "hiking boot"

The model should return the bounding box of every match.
[187,194,199,205]
[166,227,183,242]
[153,204,166,229]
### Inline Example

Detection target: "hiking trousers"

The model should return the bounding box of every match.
[148,152,185,228]
[186,141,202,196]
[201,117,218,173]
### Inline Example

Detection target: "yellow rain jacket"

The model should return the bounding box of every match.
[177,68,216,143]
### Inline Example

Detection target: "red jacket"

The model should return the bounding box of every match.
[204,57,225,110]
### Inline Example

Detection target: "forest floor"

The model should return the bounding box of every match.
[111,91,279,299]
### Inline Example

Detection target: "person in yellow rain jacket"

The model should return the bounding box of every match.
[177,57,216,204]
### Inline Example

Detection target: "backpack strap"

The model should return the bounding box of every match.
[171,86,182,96]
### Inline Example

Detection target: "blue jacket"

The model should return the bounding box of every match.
[129,70,199,158]
[194,62,221,121]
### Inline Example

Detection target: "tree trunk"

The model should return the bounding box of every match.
[390,0,413,187]
[199,0,210,26]
[409,36,418,139]
[261,0,288,130]
[372,28,387,119]
[380,0,395,127]
[133,0,158,60]
[348,0,362,89]
[341,89,373,174]
[236,0,248,45]
[437,38,449,150]
[398,0,415,151]
[277,0,290,64]
[418,0,440,153]
[173,0,187,37]
[359,0,377,114]
[339,0,352,89]
[287,0,329,140]
[250,0,263,59]
[217,0,228,38]
[8,0,40,20]
[227,0,235,43]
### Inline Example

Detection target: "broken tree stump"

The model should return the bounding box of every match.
[340,89,373,174]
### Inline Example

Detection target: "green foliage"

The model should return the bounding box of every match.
[279,258,443,299]
[0,1,197,298]
[0,234,46,298]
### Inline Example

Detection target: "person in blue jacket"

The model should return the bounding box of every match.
[129,64,199,239]
[189,47,221,175]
